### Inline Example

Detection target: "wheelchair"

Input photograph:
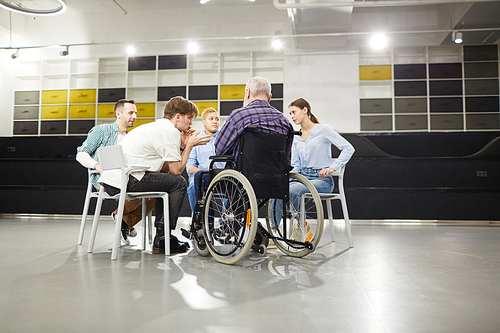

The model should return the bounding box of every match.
[182,126,324,265]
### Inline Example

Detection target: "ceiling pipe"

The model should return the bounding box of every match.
[273,0,500,9]
[2,27,500,50]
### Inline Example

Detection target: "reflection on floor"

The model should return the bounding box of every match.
[1,216,499,333]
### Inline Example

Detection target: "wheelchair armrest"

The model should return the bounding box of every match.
[209,155,236,170]
[209,155,234,162]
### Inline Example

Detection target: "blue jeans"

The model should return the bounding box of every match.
[271,168,334,228]
[187,180,196,212]
[188,171,211,212]
[290,168,334,209]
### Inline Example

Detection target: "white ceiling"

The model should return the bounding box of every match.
[1,0,500,52]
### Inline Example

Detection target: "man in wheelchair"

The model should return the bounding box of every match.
[182,77,324,265]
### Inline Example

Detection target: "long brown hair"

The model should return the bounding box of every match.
[289,97,319,124]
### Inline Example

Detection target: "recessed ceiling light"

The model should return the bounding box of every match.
[272,39,282,50]
[126,45,135,56]
[188,42,199,54]
[370,33,388,50]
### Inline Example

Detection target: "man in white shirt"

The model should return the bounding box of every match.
[76,99,154,245]
[99,96,211,254]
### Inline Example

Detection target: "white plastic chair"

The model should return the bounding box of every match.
[77,169,100,245]
[87,145,170,260]
[78,169,154,248]
[302,165,353,247]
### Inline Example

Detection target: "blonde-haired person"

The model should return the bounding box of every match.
[287,97,355,239]
[186,107,225,211]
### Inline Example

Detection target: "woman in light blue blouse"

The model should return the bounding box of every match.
[287,97,355,239]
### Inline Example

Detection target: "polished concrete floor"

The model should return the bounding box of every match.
[1,216,500,333]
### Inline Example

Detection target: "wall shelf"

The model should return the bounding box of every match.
[359,45,500,132]
[12,52,284,136]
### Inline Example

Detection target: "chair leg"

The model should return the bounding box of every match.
[78,184,94,245]
[326,198,335,243]
[111,193,127,260]
[88,190,105,253]
[148,212,153,245]
[339,184,353,248]
[142,198,147,251]
[163,194,170,256]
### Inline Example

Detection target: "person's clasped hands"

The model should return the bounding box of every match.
[181,128,211,150]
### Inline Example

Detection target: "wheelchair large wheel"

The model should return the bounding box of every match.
[203,170,258,265]
[265,173,324,257]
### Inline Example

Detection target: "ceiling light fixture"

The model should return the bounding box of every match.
[188,42,199,54]
[370,33,388,50]
[0,0,67,16]
[452,31,463,44]
[272,39,282,50]
[200,0,210,4]
[11,49,19,59]
[60,46,69,56]
[126,45,135,56]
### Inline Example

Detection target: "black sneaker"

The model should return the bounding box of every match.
[153,234,190,254]
[112,212,137,240]
[121,221,131,245]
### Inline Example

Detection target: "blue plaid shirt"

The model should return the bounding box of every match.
[214,99,294,160]
[76,122,120,189]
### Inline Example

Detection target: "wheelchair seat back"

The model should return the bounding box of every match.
[237,127,290,200]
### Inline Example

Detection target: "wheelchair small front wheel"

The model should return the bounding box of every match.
[258,244,267,256]
[193,229,210,257]
[305,242,315,253]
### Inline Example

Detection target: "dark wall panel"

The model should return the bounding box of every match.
[430,97,463,113]
[466,96,499,112]
[464,45,498,62]
[220,101,242,116]
[188,85,218,100]
[394,81,427,96]
[128,56,156,71]
[394,64,426,79]
[158,86,187,101]
[429,63,462,79]
[41,121,66,135]
[429,80,462,96]
[158,55,187,70]
[98,88,126,103]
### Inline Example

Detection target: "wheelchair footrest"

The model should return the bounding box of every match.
[181,228,191,240]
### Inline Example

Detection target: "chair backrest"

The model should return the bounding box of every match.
[97,145,127,171]
[237,126,291,200]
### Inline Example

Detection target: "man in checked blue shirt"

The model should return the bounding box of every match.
[76,99,154,245]
[214,76,293,159]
